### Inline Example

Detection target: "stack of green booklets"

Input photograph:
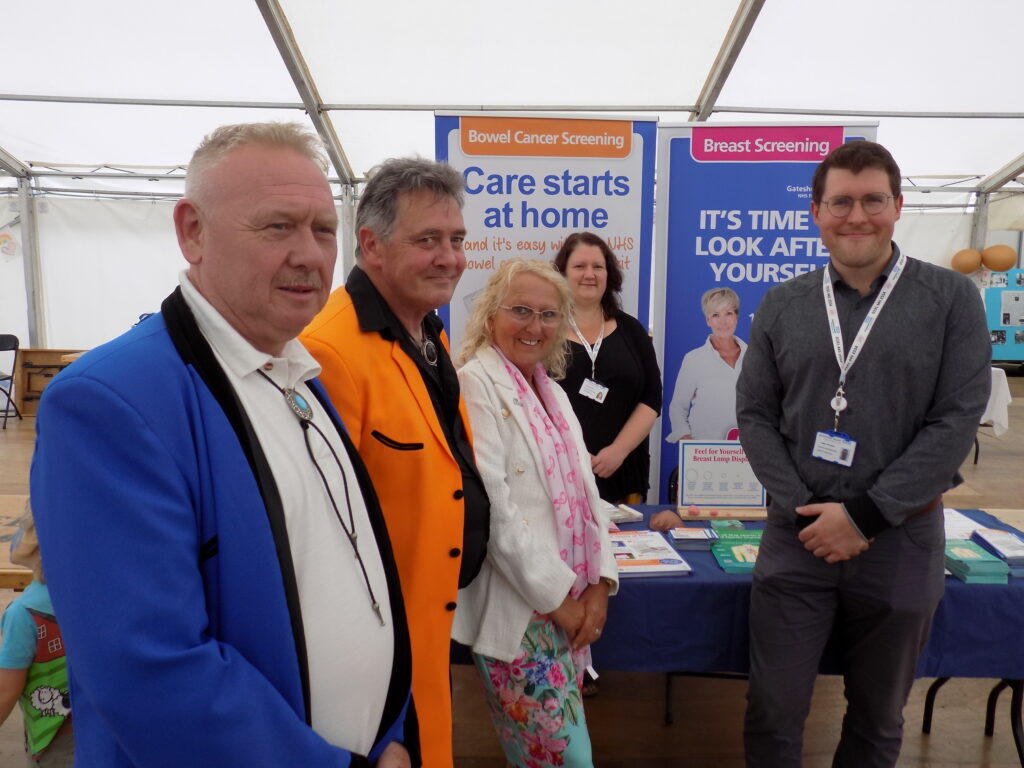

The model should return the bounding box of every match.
[711,529,763,574]
[944,540,1009,584]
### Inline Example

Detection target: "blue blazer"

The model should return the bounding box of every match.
[30,289,416,767]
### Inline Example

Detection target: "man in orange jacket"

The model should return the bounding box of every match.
[302,158,489,768]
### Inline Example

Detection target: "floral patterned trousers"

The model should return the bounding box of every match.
[474,613,594,768]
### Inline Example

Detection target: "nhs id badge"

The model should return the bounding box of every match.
[812,430,856,467]
[579,378,609,404]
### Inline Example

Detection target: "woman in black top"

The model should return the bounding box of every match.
[553,232,662,504]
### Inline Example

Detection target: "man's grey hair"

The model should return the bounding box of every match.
[185,122,328,203]
[356,157,464,258]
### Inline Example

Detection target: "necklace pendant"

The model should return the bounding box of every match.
[283,388,314,422]
[421,339,438,366]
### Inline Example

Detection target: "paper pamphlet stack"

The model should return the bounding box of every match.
[711,529,763,574]
[971,528,1024,577]
[943,508,982,539]
[608,530,693,577]
[944,540,1010,584]
[600,499,643,524]
[668,527,719,551]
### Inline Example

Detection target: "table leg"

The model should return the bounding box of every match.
[664,673,674,726]
[1010,679,1023,766]
[987,679,1010,736]
[922,677,950,734]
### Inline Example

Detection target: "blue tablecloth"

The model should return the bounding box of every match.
[591,508,1024,679]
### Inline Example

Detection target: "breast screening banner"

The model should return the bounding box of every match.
[436,113,656,348]
[653,122,877,502]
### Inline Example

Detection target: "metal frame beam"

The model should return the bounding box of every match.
[689,0,766,122]
[322,104,698,113]
[969,153,1024,249]
[970,193,990,251]
[978,152,1024,194]
[5,92,1024,120]
[0,144,30,178]
[711,105,1024,119]
[0,93,303,110]
[256,0,354,185]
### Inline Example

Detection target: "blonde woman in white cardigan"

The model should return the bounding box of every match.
[454,259,618,768]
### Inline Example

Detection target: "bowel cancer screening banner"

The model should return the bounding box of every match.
[435,113,656,348]
[654,122,877,502]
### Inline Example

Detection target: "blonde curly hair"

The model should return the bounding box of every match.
[457,258,573,380]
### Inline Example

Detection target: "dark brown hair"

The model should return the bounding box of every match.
[552,231,623,318]
[811,140,902,204]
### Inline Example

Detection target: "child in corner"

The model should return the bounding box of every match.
[0,508,73,766]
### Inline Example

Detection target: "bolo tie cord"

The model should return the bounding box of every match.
[258,370,384,626]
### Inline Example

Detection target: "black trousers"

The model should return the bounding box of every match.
[744,504,945,768]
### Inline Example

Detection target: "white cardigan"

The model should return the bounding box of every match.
[452,346,619,662]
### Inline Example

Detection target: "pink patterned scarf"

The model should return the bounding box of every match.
[493,346,602,600]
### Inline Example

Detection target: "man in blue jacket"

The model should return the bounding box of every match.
[30,122,416,767]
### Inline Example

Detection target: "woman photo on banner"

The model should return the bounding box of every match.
[666,286,747,443]
[553,232,662,506]
[453,259,618,768]
[654,288,747,531]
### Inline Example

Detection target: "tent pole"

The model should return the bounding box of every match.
[338,184,357,283]
[256,0,355,186]
[689,0,766,122]
[970,193,990,252]
[17,179,45,347]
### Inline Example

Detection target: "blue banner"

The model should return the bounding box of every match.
[653,123,877,502]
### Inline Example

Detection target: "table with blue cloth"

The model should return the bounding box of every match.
[590,507,1024,762]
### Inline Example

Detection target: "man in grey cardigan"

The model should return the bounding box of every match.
[737,140,991,768]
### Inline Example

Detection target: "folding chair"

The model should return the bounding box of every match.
[0,335,23,429]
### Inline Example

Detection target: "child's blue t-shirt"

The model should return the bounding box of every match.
[0,580,52,669]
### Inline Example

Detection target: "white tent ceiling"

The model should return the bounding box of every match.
[2,0,1022,192]
[1,0,1023,350]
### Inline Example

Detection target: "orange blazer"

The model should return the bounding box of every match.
[302,285,470,768]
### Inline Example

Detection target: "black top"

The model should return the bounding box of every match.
[559,311,662,501]
[346,266,490,588]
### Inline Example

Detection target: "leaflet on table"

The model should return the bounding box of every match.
[669,527,719,551]
[710,529,763,574]
[971,528,1024,565]
[943,508,983,539]
[677,440,765,510]
[600,499,644,524]
[944,540,1009,584]
[609,530,693,577]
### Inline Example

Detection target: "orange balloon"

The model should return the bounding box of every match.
[951,248,982,274]
[981,244,1018,272]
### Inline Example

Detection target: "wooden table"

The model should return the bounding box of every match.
[12,348,84,416]
[0,496,32,589]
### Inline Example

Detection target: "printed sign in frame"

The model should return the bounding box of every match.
[677,439,765,519]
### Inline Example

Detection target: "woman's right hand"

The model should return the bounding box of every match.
[649,510,684,532]
[549,595,585,644]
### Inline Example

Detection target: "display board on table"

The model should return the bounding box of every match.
[676,439,766,520]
